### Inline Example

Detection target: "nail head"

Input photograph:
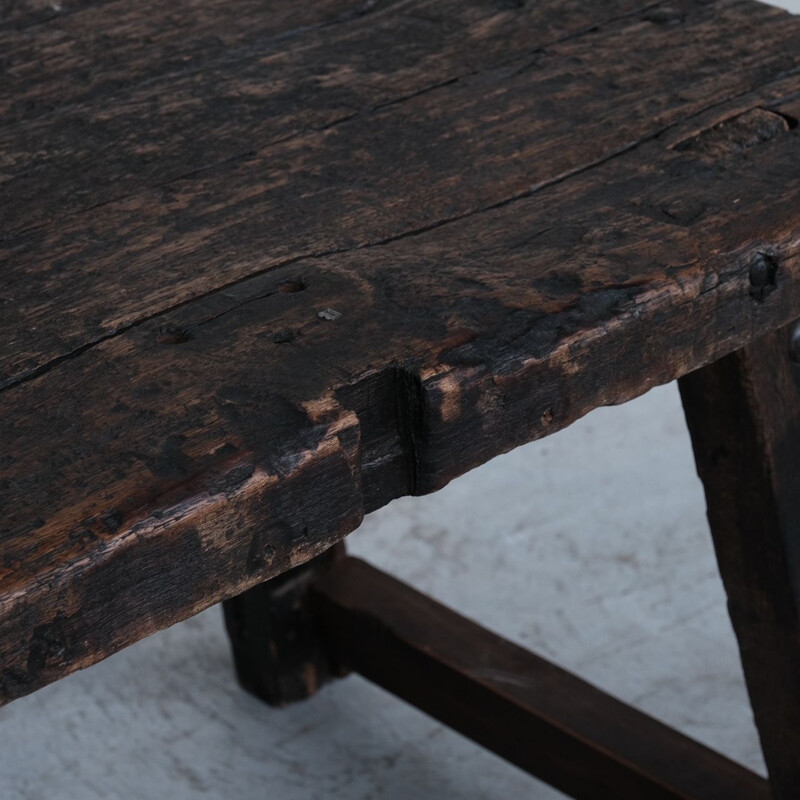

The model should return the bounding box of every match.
[789,323,800,365]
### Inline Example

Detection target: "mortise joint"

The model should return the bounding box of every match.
[335,366,424,512]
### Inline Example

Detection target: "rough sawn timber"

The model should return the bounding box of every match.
[0,0,799,702]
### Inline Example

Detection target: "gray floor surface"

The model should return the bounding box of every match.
[4,1,800,794]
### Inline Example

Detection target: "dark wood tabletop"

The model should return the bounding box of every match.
[1,0,799,705]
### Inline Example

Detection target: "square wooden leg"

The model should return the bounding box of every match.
[680,321,800,799]
[222,543,346,706]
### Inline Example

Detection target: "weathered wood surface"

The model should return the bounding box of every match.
[4,0,800,383]
[1,0,800,701]
[680,324,800,798]
[313,556,770,799]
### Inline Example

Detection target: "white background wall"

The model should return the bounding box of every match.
[2,1,799,797]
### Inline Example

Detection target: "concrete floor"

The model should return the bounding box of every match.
[0,382,770,798]
[4,0,800,794]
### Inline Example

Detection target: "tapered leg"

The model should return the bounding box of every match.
[222,543,346,706]
[679,322,800,798]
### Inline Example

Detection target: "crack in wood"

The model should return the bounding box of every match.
[0,0,668,242]
[2,68,798,397]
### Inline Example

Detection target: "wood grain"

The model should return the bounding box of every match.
[0,0,646,122]
[0,0,656,233]
[680,323,800,798]
[1,0,799,702]
[3,0,798,381]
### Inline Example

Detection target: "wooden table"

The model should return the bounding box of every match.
[2,0,800,796]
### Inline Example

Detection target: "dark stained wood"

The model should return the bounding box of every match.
[311,556,770,800]
[0,0,660,236]
[0,0,381,34]
[679,323,800,798]
[0,0,649,124]
[1,0,800,703]
[223,542,346,706]
[3,1,799,383]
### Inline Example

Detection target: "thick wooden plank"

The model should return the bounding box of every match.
[311,557,770,799]
[1,78,799,704]
[2,0,798,384]
[0,0,799,703]
[679,323,800,798]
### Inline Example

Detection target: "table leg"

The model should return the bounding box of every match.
[679,322,800,799]
[222,542,346,706]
